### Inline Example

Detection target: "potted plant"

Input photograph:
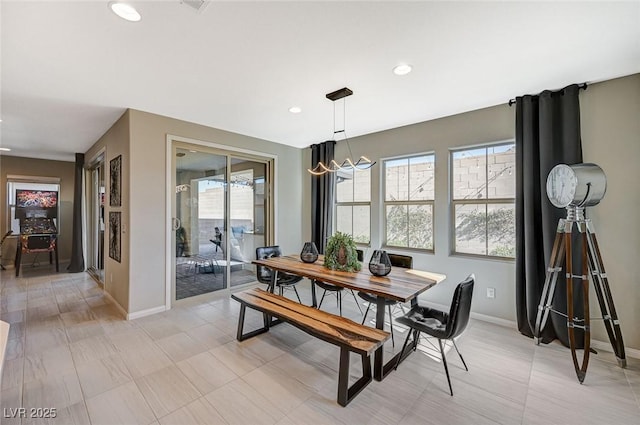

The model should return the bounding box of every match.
[324,231,361,272]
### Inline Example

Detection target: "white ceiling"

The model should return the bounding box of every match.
[1,1,639,162]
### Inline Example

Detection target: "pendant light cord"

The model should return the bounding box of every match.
[333,97,355,160]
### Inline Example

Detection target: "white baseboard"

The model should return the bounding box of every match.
[591,339,640,360]
[420,301,640,360]
[127,305,166,320]
[470,311,517,328]
[420,300,518,329]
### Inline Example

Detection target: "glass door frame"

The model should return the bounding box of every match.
[165,135,276,309]
[86,151,105,285]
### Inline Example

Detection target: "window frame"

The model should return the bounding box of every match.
[334,168,371,246]
[6,176,61,235]
[449,141,516,260]
[382,152,436,253]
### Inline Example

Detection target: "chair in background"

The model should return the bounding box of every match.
[255,246,303,303]
[210,227,223,252]
[394,274,475,396]
[315,249,364,316]
[359,253,413,346]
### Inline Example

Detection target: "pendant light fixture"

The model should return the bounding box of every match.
[308,87,376,175]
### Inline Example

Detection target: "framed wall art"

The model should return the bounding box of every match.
[109,211,121,263]
[110,155,122,207]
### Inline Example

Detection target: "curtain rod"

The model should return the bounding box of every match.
[508,83,588,106]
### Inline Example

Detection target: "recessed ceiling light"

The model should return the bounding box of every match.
[0,147,12,152]
[109,2,141,22]
[393,64,412,76]
[289,106,302,114]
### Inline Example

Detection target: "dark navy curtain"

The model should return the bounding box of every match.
[310,141,336,254]
[515,84,585,346]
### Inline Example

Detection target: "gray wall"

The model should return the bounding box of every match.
[580,74,640,350]
[303,73,640,350]
[85,111,131,311]
[128,109,304,314]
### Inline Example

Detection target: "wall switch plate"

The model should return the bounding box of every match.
[487,287,495,298]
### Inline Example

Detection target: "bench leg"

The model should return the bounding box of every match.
[337,348,372,407]
[236,304,270,341]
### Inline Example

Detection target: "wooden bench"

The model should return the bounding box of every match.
[231,287,390,406]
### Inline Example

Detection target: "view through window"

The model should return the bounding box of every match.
[335,167,370,244]
[451,143,516,258]
[384,154,435,250]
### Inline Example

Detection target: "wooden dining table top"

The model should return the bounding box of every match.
[252,254,446,303]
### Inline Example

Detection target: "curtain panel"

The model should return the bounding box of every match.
[515,84,585,347]
[310,141,336,254]
[67,153,85,272]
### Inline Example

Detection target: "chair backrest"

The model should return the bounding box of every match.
[445,274,475,339]
[255,246,282,284]
[388,253,413,269]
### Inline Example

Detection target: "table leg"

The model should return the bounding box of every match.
[268,270,278,293]
[15,242,22,277]
[266,270,283,326]
[373,296,386,381]
[310,279,317,308]
[374,296,417,381]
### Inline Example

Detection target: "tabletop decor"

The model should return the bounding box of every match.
[369,249,392,276]
[300,241,319,263]
[324,232,361,272]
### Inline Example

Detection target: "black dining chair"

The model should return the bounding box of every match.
[255,246,303,303]
[358,253,413,347]
[315,249,364,316]
[394,274,475,396]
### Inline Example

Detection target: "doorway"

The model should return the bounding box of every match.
[87,158,105,283]
[169,140,273,303]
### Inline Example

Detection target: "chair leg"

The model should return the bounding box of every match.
[388,304,395,347]
[452,340,468,371]
[350,290,364,315]
[395,330,413,370]
[413,330,420,350]
[293,285,302,303]
[361,303,371,325]
[319,290,328,309]
[338,291,342,317]
[278,285,283,296]
[438,339,454,396]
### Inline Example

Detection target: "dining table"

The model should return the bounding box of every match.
[252,254,446,381]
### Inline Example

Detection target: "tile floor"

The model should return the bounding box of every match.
[1,269,639,425]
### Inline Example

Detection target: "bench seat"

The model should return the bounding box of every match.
[231,287,390,406]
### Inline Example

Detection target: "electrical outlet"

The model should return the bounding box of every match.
[486,287,495,298]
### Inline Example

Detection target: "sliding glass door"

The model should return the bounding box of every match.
[171,142,273,302]
[228,157,268,287]
[87,159,105,283]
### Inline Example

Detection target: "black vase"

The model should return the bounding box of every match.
[369,250,392,276]
[300,241,319,263]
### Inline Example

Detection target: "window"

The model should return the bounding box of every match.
[335,167,370,244]
[384,154,435,250]
[451,143,516,258]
